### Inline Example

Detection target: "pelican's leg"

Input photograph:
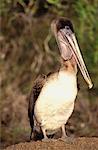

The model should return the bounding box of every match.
[61,124,67,138]
[60,124,75,143]
[41,127,57,142]
[41,127,48,141]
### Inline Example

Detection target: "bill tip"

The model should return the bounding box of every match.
[89,83,93,89]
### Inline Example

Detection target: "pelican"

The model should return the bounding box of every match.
[28,18,93,141]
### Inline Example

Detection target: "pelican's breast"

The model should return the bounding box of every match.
[34,71,77,130]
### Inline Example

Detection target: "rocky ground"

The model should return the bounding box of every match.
[4,138,98,150]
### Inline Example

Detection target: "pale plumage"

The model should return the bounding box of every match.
[34,70,77,131]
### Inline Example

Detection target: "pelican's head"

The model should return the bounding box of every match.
[51,18,93,89]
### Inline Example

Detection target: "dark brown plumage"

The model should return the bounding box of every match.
[28,74,47,139]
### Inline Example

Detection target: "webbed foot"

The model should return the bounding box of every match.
[59,137,75,144]
[42,137,57,142]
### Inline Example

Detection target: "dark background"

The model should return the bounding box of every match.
[0,0,98,149]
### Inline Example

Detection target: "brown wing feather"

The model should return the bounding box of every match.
[28,74,47,140]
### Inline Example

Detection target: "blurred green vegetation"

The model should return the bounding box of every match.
[0,0,98,148]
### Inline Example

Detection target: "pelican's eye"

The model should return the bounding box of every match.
[65,26,70,30]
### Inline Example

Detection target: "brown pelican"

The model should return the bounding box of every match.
[28,18,93,141]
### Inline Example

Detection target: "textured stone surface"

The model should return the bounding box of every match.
[5,137,98,150]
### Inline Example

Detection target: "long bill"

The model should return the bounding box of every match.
[56,29,93,89]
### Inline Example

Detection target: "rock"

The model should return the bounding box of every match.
[4,137,98,150]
